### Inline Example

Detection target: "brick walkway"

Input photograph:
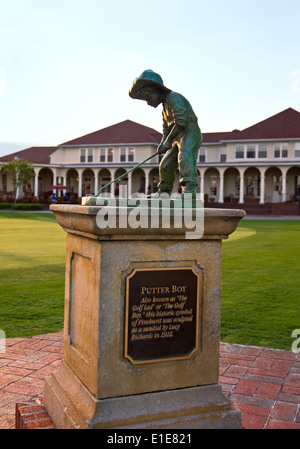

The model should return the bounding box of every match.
[0,332,299,429]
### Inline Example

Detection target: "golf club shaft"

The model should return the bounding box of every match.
[95,151,159,197]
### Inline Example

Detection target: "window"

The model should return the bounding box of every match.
[80,148,94,163]
[120,147,135,162]
[100,148,106,162]
[198,147,206,163]
[235,145,244,159]
[274,147,280,158]
[100,148,114,162]
[247,145,256,158]
[220,147,226,162]
[87,148,93,162]
[120,147,126,162]
[80,149,86,163]
[295,143,300,158]
[108,148,114,162]
[258,144,267,158]
[274,143,288,158]
[235,143,271,159]
[128,147,134,162]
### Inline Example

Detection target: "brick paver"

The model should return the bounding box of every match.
[0,332,63,429]
[220,342,300,429]
[1,333,299,429]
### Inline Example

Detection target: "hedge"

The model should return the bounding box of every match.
[0,203,44,210]
[12,203,44,210]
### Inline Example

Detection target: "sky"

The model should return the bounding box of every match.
[0,0,300,157]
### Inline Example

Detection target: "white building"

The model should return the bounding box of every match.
[1,108,300,213]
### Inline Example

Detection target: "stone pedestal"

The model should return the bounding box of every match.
[44,204,245,429]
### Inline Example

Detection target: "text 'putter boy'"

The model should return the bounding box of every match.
[129,70,202,198]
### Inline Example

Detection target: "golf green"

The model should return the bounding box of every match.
[0,212,299,350]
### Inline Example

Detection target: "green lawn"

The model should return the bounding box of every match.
[0,211,299,350]
[221,219,300,350]
[0,212,66,337]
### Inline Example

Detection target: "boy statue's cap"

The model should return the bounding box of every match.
[129,69,171,99]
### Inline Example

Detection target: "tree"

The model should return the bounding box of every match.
[1,158,35,204]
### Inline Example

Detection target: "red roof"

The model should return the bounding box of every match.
[217,107,300,142]
[60,119,162,146]
[0,147,57,164]
[1,109,299,165]
[202,131,236,143]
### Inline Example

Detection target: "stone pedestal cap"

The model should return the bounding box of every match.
[50,205,246,240]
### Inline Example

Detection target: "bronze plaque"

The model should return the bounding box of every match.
[124,267,200,364]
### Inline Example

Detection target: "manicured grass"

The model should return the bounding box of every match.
[0,212,66,337]
[0,212,299,350]
[221,219,300,350]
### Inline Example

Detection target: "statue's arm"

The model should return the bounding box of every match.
[157,124,184,154]
[157,93,186,154]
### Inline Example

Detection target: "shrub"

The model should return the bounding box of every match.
[0,203,12,209]
[11,203,44,210]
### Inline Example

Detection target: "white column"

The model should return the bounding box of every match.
[127,171,132,198]
[62,176,66,197]
[145,169,150,195]
[260,175,265,204]
[93,169,99,195]
[218,173,224,203]
[34,168,39,198]
[110,168,117,180]
[239,169,245,204]
[281,175,287,202]
[109,168,117,196]
[52,168,57,197]
[259,168,266,204]
[77,169,83,198]
[200,169,205,196]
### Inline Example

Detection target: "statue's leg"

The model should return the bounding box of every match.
[178,128,202,193]
[157,146,178,194]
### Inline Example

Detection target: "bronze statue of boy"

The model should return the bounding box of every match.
[129,70,202,197]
